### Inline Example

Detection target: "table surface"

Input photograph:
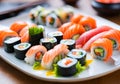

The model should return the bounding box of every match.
[0,0,120,84]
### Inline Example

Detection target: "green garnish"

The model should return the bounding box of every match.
[33,61,41,70]
[29,26,44,36]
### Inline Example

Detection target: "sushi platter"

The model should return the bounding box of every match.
[0,6,120,82]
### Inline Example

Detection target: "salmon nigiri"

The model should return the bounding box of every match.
[0,29,18,46]
[63,24,85,40]
[76,26,112,47]
[10,21,28,34]
[91,38,113,61]
[25,45,47,65]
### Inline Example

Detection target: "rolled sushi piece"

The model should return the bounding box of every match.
[67,49,87,66]
[0,29,18,46]
[14,43,31,60]
[4,37,21,53]
[57,57,77,77]
[29,25,44,46]
[41,44,69,70]
[46,13,62,28]
[37,10,51,25]
[40,37,57,50]
[48,31,63,44]
[54,7,73,23]
[60,39,75,50]
[91,38,113,61]
[29,6,45,24]
[25,45,47,65]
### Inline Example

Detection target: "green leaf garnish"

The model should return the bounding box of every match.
[29,26,44,36]
[33,61,41,70]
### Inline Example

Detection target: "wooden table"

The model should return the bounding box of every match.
[0,0,120,84]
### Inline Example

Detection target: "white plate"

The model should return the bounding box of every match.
[0,7,120,82]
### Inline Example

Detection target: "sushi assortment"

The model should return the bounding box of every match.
[29,6,74,28]
[1,6,120,78]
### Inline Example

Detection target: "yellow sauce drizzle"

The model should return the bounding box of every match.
[46,70,55,76]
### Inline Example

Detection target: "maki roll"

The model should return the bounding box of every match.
[67,49,87,66]
[55,7,73,23]
[60,39,75,50]
[40,37,57,50]
[46,13,62,28]
[4,37,21,53]
[37,10,51,25]
[14,43,31,60]
[41,44,69,69]
[48,31,63,44]
[25,45,47,65]
[29,6,45,24]
[29,25,44,46]
[91,38,113,61]
[57,57,77,77]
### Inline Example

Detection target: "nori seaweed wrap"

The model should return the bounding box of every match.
[48,31,63,44]
[4,37,21,53]
[60,39,75,50]
[40,37,57,50]
[14,43,31,60]
[29,25,44,46]
[67,49,87,66]
[57,57,77,77]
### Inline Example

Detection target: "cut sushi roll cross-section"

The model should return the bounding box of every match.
[14,43,31,60]
[25,45,47,65]
[60,39,75,50]
[40,37,57,50]
[29,25,44,46]
[91,38,113,61]
[67,49,87,66]
[46,13,62,28]
[56,57,77,77]
[4,37,21,53]
[48,31,63,44]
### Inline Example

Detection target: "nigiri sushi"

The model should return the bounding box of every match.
[25,45,47,65]
[91,38,113,61]
[76,26,112,47]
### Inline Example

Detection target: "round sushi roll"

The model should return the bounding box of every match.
[14,43,31,60]
[37,10,51,25]
[48,31,63,44]
[46,13,62,28]
[40,37,57,50]
[29,25,44,46]
[57,57,77,77]
[67,49,87,66]
[25,45,47,65]
[91,38,113,61]
[29,6,45,24]
[60,39,75,50]
[4,37,21,53]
